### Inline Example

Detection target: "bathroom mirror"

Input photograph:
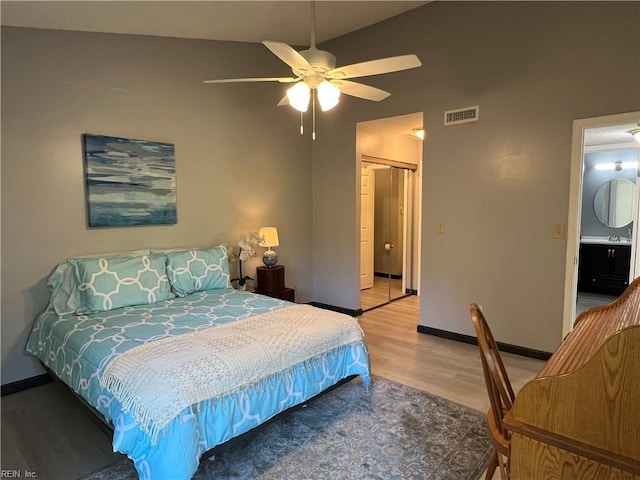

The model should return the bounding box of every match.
[594,178,635,228]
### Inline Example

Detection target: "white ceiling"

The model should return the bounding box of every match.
[360,112,424,139]
[585,124,639,149]
[0,1,429,46]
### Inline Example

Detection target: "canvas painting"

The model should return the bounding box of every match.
[83,134,177,227]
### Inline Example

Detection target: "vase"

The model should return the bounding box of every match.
[237,283,246,291]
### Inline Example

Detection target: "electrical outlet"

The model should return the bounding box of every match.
[553,224,565,239]
[437,222,446,234]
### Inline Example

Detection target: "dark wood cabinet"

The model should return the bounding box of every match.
[578,243,631,295]
[255,265,295,302]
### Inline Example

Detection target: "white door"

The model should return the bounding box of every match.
[360,165,374,289]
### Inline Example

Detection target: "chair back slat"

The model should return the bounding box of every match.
[470,303,515,440]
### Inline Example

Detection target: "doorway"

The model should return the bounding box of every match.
[562,111,640,336]
[357,112,423,312]
[361,163,414,310]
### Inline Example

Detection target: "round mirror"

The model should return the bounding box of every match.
[594,178,635,228]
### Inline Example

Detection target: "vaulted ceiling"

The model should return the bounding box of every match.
[0,1,429,45]
[3,1,637,144]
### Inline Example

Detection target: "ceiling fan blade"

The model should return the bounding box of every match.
[203,77,297,84]
[326,54,422,80]
[263,41,314,75]
[333,80,390,102]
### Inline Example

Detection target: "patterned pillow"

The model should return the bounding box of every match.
[69,254,174,313]
[166,245,231,296]
[48,249,151,315]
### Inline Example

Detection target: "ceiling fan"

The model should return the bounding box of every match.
[203,1,422,139]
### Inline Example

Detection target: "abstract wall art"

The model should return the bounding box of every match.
[83,134,177,227]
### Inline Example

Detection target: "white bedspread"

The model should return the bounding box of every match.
[100,304,366,443]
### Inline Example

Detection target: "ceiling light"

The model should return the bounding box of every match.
[411,128,425,140]
[317,81,340,112]
[287,82,311,112]
[630,127,640,143]
[595,161,638,171]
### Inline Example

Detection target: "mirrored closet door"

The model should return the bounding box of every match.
[360,161,415,311]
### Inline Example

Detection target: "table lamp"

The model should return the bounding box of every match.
[259,227,279,267]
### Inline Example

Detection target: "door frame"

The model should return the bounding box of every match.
[360,164,375,290]
[562,111,640,336]
[356,112,423,311]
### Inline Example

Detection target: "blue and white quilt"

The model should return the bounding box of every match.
[26,289,371,480]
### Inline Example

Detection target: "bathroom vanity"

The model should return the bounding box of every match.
[578,237,631,295]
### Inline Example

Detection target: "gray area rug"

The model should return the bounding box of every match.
[82,376,493,480]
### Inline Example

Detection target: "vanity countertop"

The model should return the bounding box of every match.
[580,235,632,246]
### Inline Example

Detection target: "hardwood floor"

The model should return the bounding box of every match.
[360,275,405,311]
[1,380,121,479]
[357,295,545,413]
[2,295,546,479]
[576,290,617,317]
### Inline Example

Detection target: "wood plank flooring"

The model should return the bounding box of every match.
[357,295,545,414]
[576,290,617,317]
[1,380,121,479]
[360,276,405,311]
[2,295,546,479]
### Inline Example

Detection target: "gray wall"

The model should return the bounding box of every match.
[3,2,640,384]
[313,1,640,353]
[1,27,313,384]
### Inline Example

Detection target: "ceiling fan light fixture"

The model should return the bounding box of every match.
[287,82,311,112]
[630,127,640,143]
[202,1,422,138]
[317,80,340,112]
[411,128,425,140]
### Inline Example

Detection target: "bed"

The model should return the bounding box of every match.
[25,246,371,480]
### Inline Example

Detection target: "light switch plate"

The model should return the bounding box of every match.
[553,224,565,239]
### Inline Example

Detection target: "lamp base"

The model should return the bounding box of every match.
[262,249,278,267]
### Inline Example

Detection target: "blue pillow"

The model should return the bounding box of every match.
[48,249,152,315]
[69,254,174,313]
[166,245,231,296]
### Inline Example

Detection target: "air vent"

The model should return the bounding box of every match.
[444,105,479,126]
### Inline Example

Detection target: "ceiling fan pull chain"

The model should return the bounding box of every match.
[300,111,304,135]
[312,90,316,140]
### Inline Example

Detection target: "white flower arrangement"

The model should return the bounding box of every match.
[229,230,264,288]
[236,230,262,261]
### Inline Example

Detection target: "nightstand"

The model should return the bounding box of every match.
[256,265,295,302]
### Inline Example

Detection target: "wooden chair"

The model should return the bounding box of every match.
[470,303,515,480]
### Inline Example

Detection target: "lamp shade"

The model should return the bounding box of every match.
[259,227,279,248]
[259,227,279,267]
[317,81,340,112]
[287,82,310,112]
